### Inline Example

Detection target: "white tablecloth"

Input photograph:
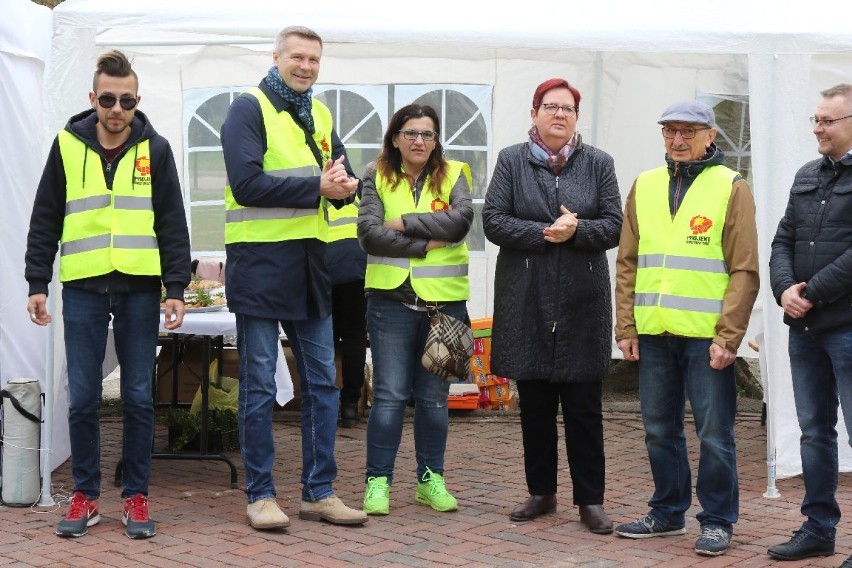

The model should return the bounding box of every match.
[160,309,293,405]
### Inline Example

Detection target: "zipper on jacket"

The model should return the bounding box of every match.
[588,261,592,272]
[672,169,683,216]
[552,321,556,333]
[525,258,529,269]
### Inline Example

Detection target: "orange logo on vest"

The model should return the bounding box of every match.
[135,156,151,176]
[689,215,713,235]
[431,199,449,212]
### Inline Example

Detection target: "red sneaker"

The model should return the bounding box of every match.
[123,493,157,539]
[56,491,100,537]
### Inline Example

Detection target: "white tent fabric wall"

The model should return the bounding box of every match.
[38,0,852,480]
[0,0,71,476]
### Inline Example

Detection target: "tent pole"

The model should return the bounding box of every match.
[760,332,780,498]
[37,288,58,506]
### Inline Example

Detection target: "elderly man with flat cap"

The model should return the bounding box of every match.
[612,100,759,556]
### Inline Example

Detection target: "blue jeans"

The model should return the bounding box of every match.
[365,296,463,484]
[789,325,852,542]
[62,287,160,499]
[235,313,338,503]
[637,334,738,529]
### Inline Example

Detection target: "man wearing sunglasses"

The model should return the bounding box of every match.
[25,50,190,540]
[768,84,852,566]
[614,100,759,556]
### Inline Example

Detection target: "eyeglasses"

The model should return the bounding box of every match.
[809,115,852,127]
[398,129,437,141]
[661,126,709,140]
[96,94,138,111]
[536,103,577,116]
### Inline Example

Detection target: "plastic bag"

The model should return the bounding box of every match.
[189,375,238,415]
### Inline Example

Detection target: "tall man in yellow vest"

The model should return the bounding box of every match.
[613,100,759,556]
[326,199,368,428]
[25,50,191,539]
[220,25,367,529]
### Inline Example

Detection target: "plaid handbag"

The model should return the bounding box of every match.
[421,305,474,381]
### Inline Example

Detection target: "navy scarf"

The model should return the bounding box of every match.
[263,65,315,134]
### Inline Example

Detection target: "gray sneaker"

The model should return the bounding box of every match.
[615,514,686,539]
[122,494,156,539]
[56,491,100,538]
[695,525,732,556]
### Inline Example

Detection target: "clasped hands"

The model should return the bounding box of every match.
[319,155,358,200]
[781,282,812,320]
[543,205,578,243]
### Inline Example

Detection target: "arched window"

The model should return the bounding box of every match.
[706,95,751,182]
[313,85,386,178]
[183,88,241,256]
[397,85,491,252]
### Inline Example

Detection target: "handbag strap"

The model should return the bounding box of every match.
[425,301,440,320]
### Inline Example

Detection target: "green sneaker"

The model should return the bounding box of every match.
[363,476,390,515]
[415,467,458,512]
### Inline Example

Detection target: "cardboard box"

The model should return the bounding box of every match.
[279,342,345,411]
[472,372,509,388]
[477,379,513,410]
[156,341,240,404]
[470,317,493,332]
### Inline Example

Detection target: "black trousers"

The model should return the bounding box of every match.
[516,379,605,505]
[331,279,367,404]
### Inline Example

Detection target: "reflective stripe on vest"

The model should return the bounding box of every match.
[365,161,471,302]
[327,198,359,243]
[57,132,160,281]
[224,87,332,244]
[633,165,737,337]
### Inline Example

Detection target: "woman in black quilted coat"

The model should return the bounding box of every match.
[483,78,622,533]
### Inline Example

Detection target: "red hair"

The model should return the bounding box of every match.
[532,78,582,114]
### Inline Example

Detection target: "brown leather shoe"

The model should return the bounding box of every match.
[579,504,613,534]
[509,494,557,522]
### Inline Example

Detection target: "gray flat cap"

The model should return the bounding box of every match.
[658,100,715,126]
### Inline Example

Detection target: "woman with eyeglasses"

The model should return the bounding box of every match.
[483,78,623,532]
[356,104,473,516]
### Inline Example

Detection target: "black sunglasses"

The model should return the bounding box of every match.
[96,94,138,111]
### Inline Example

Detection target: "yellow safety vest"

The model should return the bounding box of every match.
[365,161,471,302]
[634,165,737,337]
[224,87,333,244]
[327,198,359,243]
[58,132,160,282]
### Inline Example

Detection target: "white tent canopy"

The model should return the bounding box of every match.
[8,0,848,481]
[0,0,66,485]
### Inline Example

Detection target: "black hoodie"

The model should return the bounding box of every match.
[25,109,190,300]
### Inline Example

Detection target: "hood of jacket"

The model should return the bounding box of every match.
[65,107,156,150]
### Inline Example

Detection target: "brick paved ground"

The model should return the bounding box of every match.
[3,410,852,567]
